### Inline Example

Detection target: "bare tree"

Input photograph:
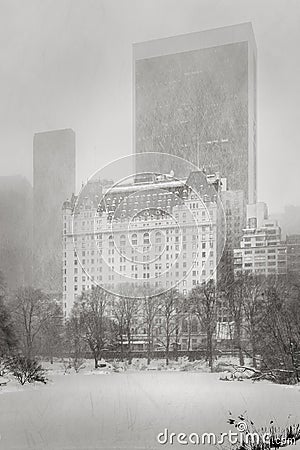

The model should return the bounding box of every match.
[111,297,126,361]
[156,288,183,365]
[0,272,16,355]
[142,293,160,365]
[189,280,218,370]
[9,287,58,358]
[71,286,116,368]
[240,273,266,368]
[259,276,300,383]
[65,311,87,372]
[40,300,63,364]
[114,284,140,364]
[224,276,245,366]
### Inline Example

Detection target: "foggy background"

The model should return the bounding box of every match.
[0,0,299,213]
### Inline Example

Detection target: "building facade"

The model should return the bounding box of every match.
[218,189,246,282]
[33,128,76,293]
[234,211,287,277]
[133,23,257,204]
[62,171,220,319]
[286,234,300,275]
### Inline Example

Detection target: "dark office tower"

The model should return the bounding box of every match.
[33,129,75,294]
[218,189,246,284]
[133,23,257,204]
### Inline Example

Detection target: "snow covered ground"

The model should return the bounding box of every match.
[0,368,300,450]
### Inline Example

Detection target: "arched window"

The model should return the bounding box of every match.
[155,231,162,244]
[108,234,114,248]
[131,233,137,246]
[120,234,126,247]
[143,232,150,245]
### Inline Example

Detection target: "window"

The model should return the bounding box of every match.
[182,319,188,333]
[108,234,114,248]
[191,318,198,333]
[143,232,150,245]
[131,233,137,246]
[120,234,126,247]
[155,231,162,244]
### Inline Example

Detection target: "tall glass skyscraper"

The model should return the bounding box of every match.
[133,23,257,204]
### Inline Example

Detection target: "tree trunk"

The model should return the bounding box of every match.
[147,325,151,365]
[120,332,124,362]
[207,331,213,371]
[250,334,257,368]
[26,334,33,359]
[187,331,191,352]
[174,327,179,361]
[166,337,169,366]
[127,328,132,364]
[93,348,100,369]
[236,324,244,366]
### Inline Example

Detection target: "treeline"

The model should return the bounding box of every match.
[1,271,300,383]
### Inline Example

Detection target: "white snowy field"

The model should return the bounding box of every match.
[0,371,300,450]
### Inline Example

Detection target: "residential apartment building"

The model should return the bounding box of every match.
[233,205,287,276]
[286,234,300,275]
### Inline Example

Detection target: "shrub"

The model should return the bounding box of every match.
[227,414,300,450]
[5,355,47,385]
[62,357,85,374]
[0,357,9,377]
[73,358,85,373]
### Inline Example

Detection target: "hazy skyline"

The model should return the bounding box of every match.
[0,0,299,213]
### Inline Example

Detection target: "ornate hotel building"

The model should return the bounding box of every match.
[62,171,221,319]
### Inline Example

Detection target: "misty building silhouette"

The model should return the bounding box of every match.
[33,129,75,294]
[0,175,33,291]
[133,23,257,204]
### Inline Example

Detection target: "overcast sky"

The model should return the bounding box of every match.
[0,0,299,213]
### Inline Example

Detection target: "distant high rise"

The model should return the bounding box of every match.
[0,175,33,291]
[33,129,75,293]
[270,206,300,239]
[133,23,257,204]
